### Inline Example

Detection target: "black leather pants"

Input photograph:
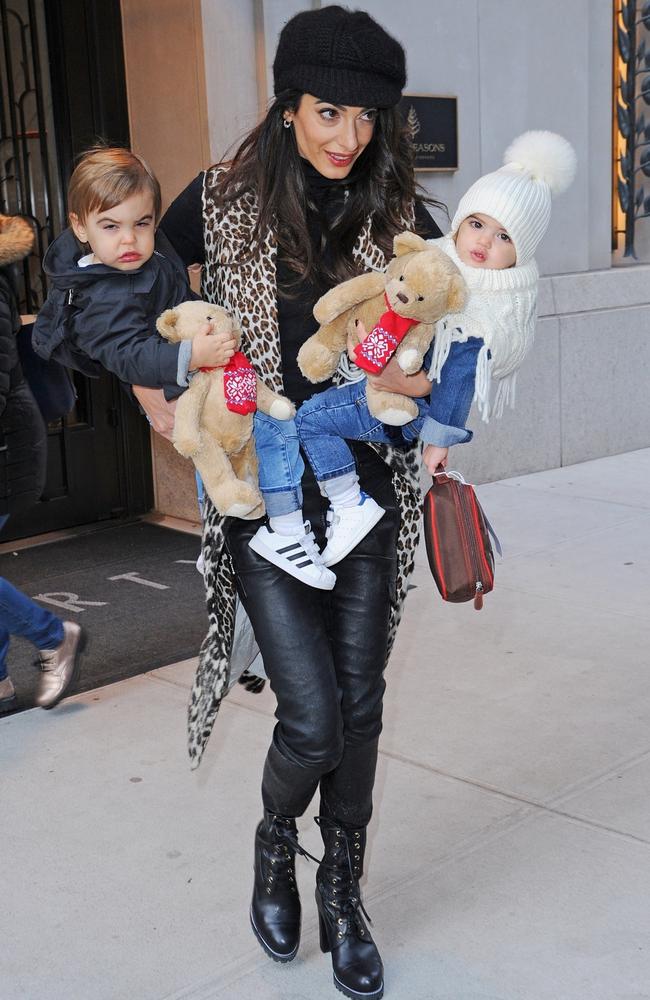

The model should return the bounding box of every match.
[226,444,398,828]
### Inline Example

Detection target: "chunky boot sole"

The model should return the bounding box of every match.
[317,898,384,1000]
[249,905,300,964]
[333,970,384,1000]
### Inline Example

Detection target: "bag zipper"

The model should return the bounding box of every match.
[454,486,493,610]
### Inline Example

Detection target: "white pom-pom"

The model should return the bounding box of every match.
[503,130,577,195]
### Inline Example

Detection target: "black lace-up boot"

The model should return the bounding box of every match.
[250,810,318,963]
[315,817,384,999]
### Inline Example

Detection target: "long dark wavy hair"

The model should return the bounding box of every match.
[212,90,443,293]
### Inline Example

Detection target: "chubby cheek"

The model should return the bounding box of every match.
[496,244,516,267]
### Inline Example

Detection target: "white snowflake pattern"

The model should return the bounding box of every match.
[225,369,257,406]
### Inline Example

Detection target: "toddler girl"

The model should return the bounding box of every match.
[249,131,576,575]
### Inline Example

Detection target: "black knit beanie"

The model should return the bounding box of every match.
[273,5,406,109]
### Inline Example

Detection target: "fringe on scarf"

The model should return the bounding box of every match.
[474,343,517,422]
[428,321,517,423]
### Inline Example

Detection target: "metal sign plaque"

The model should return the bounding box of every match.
[398,94,458,172]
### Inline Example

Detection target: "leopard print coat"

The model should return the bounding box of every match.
[187,167,422,767]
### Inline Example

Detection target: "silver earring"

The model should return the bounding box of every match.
[283,119,292,129]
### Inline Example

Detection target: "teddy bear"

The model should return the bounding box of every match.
[297,231,467,425]
[156,300,295,518]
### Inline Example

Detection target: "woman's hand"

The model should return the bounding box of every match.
[422,444,449,475]
[132,385,178,442]
[355,320,431,397]
[189,321,238,370]
[369,354,431,397]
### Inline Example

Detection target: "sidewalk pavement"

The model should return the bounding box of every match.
[3,448,650,1000]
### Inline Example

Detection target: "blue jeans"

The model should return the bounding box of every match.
[295,381,426,485]
[0,517,64,680]
[254,411,305,517]
[195,470,205,518]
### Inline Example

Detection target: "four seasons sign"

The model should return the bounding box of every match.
[398,94,458,171]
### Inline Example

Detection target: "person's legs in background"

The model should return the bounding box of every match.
[0,572,86,711]
[0,514,15,708]
[0,623,15,710]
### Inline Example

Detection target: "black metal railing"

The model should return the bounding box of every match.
[0,0,60,311]
[614,0,650,257]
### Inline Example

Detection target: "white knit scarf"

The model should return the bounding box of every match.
[428,233,539,421]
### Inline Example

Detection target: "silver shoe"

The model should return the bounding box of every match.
[0,675,16,712]
[35,621,86,709]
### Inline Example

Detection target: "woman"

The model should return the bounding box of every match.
[139,7,474,998]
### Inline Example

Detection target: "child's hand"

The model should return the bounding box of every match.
[422,444,448,475]
[189,322,238,369]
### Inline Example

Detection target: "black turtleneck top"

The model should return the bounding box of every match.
[160,165,441,404]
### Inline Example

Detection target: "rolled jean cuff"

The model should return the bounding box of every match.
[419,416,473,447]
[313,461,357,483]
[261,485,303,518]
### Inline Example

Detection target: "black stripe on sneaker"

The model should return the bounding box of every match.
[287,550,311,563]
[277,542,302,555]
[295,559,313,568]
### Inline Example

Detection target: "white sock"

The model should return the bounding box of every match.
[321,472,361,509]
[269,510,305,536]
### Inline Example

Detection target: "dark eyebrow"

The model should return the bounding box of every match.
[96,213,154,224]
[314,100,375,113]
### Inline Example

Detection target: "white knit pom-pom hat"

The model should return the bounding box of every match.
[451,131,577,264]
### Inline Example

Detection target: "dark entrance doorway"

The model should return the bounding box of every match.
[0,0,152,543]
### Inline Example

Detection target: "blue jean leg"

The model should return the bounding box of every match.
[253,412,305,517]
[195,470,205,518]
[0,577,65,680]
[296,382,426,483]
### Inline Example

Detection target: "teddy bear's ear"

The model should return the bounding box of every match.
[156,308,180,341]
[393,230,429,257]
[446,273,467,314]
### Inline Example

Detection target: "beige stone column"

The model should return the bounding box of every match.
[120,0,211,523]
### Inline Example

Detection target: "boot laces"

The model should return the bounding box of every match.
[264,814,321,889]
[315,816,372,927]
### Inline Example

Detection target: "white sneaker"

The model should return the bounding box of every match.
[248,522,336,590]
[321,493,385,566]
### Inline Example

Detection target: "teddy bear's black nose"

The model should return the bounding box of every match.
[396,292,409,304]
